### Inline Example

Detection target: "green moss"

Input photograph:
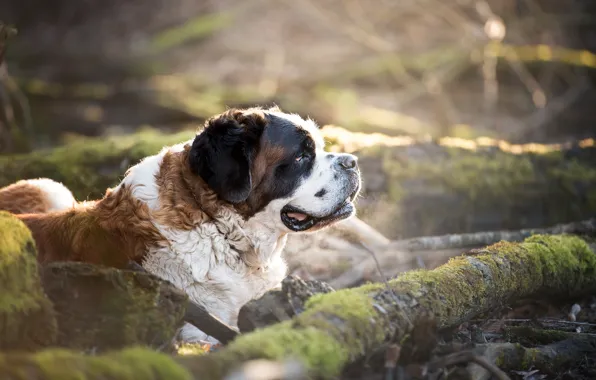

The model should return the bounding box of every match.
[357,141,596,238]
[216,322,348,379]
[0,211,57,351]
[0,129,195,200]
[379,145,537,204]
[477,235,596,297]
[184,289,390,379]
[0,211,34,260]
[298,289,386,355]
[170,233,596,379]
[41,262,186,352]
[391,263,484,321]
[526,234,596,290]
[0,347,192,380]
[521,347,540,369]
[374,234,595,329]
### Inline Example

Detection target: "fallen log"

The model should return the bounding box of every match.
[0,348,193,380]
[1,234,594,379]
[176,234,596,379]
[0,127,595,238]
[125,260,240,345]
[0,211,56,351]
[40,261,188,352]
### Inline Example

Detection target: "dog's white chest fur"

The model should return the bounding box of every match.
[142,219,288,343]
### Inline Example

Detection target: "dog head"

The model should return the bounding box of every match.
[189,106,361,233]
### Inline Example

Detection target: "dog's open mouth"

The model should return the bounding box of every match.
[281,199,355,232]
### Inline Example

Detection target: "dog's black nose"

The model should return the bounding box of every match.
[337,155,357,170]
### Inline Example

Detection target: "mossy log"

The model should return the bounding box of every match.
[0,211,57,351]
[0,129,193,200]
[1,234,594,379]
[170,234,596,379]
[327,218,596,289]
[40,262,188,352]
[1,128,595,238]
[0,348,193,380]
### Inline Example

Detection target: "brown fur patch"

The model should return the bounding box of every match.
[0,180,52,214]
[153,147,230,230]
[153,146,264,268]
[17,184,166,268]
[152,126,288,227]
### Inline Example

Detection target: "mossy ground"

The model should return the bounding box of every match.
[0,129,195,200]
[0,211,57,351]
[0,347,192,380]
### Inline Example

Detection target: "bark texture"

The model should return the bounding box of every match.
[237,275,335,333]
[40,262,188,352]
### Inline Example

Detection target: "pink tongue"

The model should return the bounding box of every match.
[287,212,308,221]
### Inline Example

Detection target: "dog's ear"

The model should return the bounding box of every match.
[189,110,266,204]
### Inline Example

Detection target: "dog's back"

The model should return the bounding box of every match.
[0,178,76,215]
[0,179,80,264]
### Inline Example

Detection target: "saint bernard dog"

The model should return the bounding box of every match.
[0,106,361,343]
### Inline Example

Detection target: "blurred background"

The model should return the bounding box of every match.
[2,0,596,153]
[1,0,596,289]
